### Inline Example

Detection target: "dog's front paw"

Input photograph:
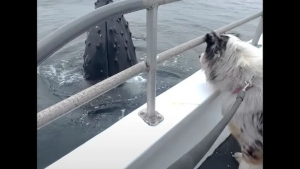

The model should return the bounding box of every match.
[234,152,243,163]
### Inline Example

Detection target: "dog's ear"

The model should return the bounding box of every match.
[205,32,216,44]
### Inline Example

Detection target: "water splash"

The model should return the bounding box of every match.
[126,75,147,84]
[38,55,84,87]
[132,35,146,41]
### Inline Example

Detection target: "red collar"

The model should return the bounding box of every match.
[232,85,253,94]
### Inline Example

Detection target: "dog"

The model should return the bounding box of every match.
[199,32,263,169]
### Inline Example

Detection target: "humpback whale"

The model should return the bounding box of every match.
[83,0,138,80]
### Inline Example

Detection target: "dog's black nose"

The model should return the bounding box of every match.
[205,33,215,44]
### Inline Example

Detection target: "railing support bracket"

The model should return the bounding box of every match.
[138,6,164,126]
[138,109,164,126]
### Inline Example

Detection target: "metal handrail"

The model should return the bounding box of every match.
[37,9,262,129]
[138,6,165,126]
[37,0,180,129]
[252,16,263,46]
[37,0,180,66]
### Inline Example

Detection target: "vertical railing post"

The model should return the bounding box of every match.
[252,16,263,46]
[138,6,164,126]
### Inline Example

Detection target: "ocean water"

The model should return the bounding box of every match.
[37,0,262,168]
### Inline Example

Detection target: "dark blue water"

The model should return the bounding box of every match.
[37,0,262,168]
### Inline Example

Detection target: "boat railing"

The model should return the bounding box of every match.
[37,0,262,167]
